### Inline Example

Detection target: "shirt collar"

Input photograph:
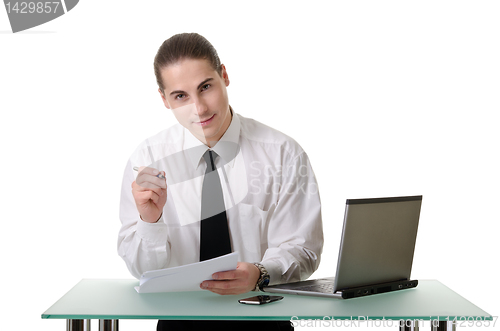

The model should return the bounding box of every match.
[183,108,241,170]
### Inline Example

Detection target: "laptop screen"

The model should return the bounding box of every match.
[333,196,422,292]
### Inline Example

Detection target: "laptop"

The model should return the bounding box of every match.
[263,195,422,299]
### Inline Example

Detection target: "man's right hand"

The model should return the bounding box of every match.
[131,166,167,223]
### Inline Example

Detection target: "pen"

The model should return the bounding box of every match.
[133,166,166,179]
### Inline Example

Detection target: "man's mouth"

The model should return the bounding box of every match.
[195,114,215,126]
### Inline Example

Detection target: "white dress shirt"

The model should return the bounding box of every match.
[118,112,324,285]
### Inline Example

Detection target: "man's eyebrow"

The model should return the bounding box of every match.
[169,78,214,96]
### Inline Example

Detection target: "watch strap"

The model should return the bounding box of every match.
[253,263,270,292]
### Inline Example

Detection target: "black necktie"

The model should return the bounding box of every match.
[200,150,232,261]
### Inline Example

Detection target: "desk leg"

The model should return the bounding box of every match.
[399,320,419,331]
[99,319,119,331]
[66,319,91,331]
[431,321,457,331]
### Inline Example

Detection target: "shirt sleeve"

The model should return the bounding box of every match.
[260,152,324,285]
[117,158,171,279]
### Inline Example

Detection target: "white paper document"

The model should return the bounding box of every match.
[134,252,239,293]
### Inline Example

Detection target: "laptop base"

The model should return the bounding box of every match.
[339,279,418,299]
[264,278,418,299]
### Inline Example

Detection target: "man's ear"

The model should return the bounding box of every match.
[158,88,171,109]
[221,64,230,87]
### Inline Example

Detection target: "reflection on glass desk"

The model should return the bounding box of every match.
[42,279,492,331]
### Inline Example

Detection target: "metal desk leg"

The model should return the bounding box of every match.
[399,319,419,331]
[66,319,91,331]
[99,319,119,331]
[431,321,457,331]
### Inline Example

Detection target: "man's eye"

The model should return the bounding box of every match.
[201,84,211,91]
[175,94,185,100]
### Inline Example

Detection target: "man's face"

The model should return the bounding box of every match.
[159,58,231,146]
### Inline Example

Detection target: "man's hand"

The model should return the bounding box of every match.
[200,262,260,295]
[131,166,167,223]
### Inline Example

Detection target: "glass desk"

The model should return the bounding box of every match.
[42,279,492,331]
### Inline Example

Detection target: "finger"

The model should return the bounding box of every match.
[201,279,246,290]
[135,190,161,205]
[133,184,166,204]
[144,191,160,204]
[200,280,248,295]
[138,166,166,180]
[212,269,242,281]
[137,166,161,176]
[135,166,167,188]
[132,181,165,197]
[134,173,166,191]
[136,173,167,189]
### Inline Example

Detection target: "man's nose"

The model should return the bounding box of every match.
[195,98,208,116]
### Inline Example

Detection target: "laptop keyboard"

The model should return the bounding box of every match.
[296,283,334,293]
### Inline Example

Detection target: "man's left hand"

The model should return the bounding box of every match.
[200,262,260,295]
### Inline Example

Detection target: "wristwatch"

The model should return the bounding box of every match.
[253,263,270,291]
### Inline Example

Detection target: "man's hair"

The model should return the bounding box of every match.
[154,33,222,94]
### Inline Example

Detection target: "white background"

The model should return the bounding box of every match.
[1,1,499,330]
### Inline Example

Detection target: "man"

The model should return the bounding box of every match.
[118,33,323,330]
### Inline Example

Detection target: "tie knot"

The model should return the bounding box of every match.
[203,150,218,172]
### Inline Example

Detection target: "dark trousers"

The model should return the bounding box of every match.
[157,320,294,330]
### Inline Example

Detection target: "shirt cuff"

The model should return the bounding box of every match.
[260,259,283,286]
[136,217,167,242]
